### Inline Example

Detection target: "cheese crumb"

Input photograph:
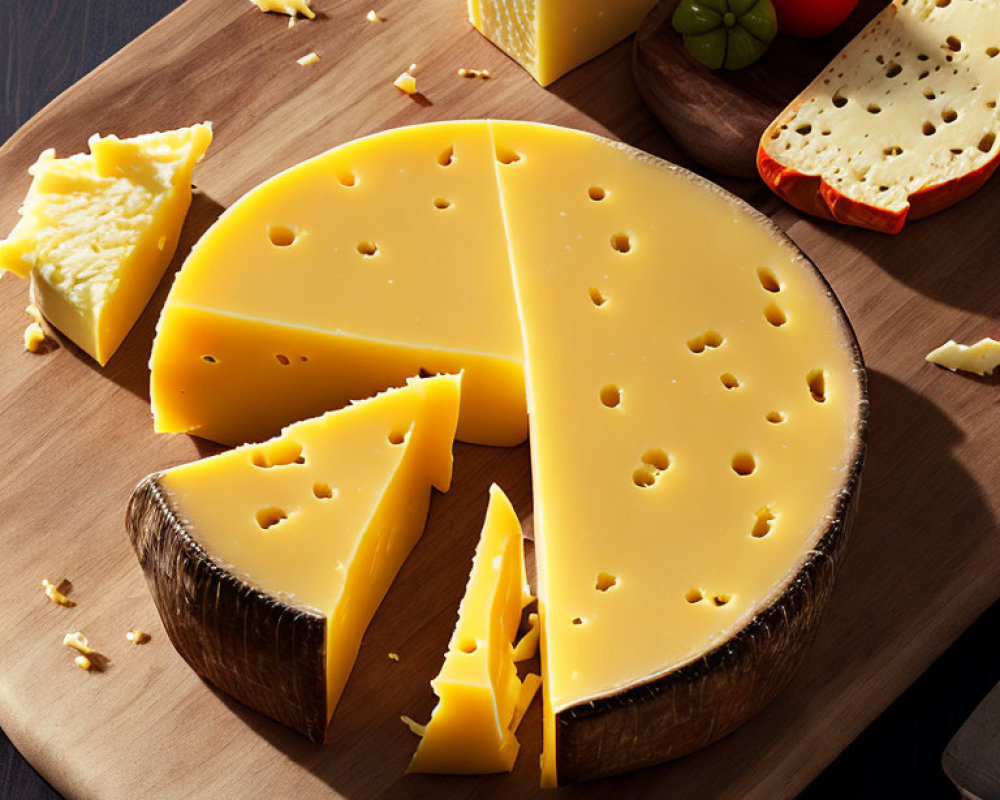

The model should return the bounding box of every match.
[388,652,399,661]
[394,72,417,94]
[249,0,315,21]
[400,715,427,737]
[74,655,92,671]
[926,338,1000,376]
[512,612,539,662]
[297,51,320,66]
[457,68,491,79]
[24,322,46,353]
[366,9,384,22]
[25,303,43,324]
[64,631,107,671]
[41,579,75,607]
[126,630,151,645]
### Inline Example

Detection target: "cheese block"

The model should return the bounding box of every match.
[0,124,212,364]
[407,484,539,774]
[467,0,659,87]
[151,121,524,447]
[148,120,867,780]
[758,0,1000,234]
[926,337,1000,376]
[126,374,460,741]
[488,120,867,783]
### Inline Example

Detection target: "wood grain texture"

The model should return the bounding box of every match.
[0,0,997,799]
[632,0,883,177]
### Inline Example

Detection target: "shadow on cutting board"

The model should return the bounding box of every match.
[186,369,996,800]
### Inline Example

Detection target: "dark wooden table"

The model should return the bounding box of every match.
[1,1,996,797]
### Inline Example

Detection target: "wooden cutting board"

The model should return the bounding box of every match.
[1,1,997,798]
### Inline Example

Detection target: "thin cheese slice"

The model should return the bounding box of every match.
[127,374,461,741]
[489,120,865,783]
[407,484,538,774]
[468,0,658,86]
[760,0,1000,232]
[926,337,1000,375]
[152,121,524,447]
[0,124,212,365]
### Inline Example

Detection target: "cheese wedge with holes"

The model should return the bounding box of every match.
[489,120,867,783]
[151,121,523,447]
[126,374,460,741]
[0,124,212,364]
[147,120,867,781]
[758,0,1000,233]
[468,0,659,86]
[408,484,539,774]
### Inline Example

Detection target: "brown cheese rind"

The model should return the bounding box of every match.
[553,201,870,783]
[126,474,328,741]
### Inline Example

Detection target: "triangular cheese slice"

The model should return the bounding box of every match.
[0,124,212,364]
[127,373,460,741]
[407,484,539,774]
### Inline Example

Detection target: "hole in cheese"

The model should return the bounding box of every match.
[732,452,757,476]
[764,302,788,327]
[712,593,732,607]
[588,287,608,307]
[438,145,455,167]
[600,385,622,408]
[201,354,218,364]
[686,330,724,353]
[255,507,288,530]
[987,46,999,57]
[457,637,478,654]
[757,267,781,293]
[720,373,741,390]
[336,168,357,187]
[496,146,522,165]
[632,466,656,488]
[250,439,304,468]
[388,429,406,445]
[685,589,703,604]
[641,448,670,472]
[312,482,335,499]
[610,232,631,254]
[276,354,291,365]
[357,241,378,256]
[942,109,958,123]
[267,224,296,247]
[766,411,786,424]
[946,35,962,52]
[588,186,606,201]
[807,369,827,403]
[433,197,452,210]
[571,617,584,626]
[751,506,776,539]
[978,132,996,153]
[595,572,617,592]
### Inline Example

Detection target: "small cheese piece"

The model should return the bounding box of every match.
[74,655,93,671]
[125,630,151,645]
[63,631,98,655]
[394,72,417,94]
[407,484,537,774]
[489,120,866,784]
[0,124,212,364]
[24,322,46,353]
[41,579,74,607]
[512,612,538,662]
[249,0,315,20]
[467,0,658,86]
[151,121,524,447]
[127,374,461,741]
[297,51,320,66]
[926,338,1000,376]
[366,9,384,22]
[759,0,1000,233]
[458,68,491,79]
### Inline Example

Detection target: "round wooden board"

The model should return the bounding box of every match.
[0,1,997,798]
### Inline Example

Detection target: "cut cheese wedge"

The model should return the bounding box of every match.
[468,0,659,86]
[0,124,212,364]
[758,0,1000,233]
[926,337,1000,376]
[152,121,523,447]
[126,373,460,741]
[407,484,539,774]
[488,120,867,783]
[148,120,867,781]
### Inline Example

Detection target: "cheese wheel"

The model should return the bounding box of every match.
[148,120,868,781]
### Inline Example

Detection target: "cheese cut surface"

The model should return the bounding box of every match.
[0,124,212,364]
[489,120,866,783]
[408,484,539,774]
[468,0,658,86]
[759,0,1000,233]
[127,374,460,741]
[153,121,524,447]
[926,337,1000,376]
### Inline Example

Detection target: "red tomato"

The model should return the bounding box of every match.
[771,0,859,38]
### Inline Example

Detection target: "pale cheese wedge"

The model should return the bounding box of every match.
[468,0,658,86]
[0,124,212,364]
[407,484,539,774]
[127,374,461,741]
[759,0,1000,233]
